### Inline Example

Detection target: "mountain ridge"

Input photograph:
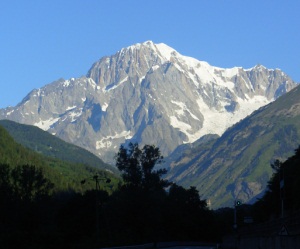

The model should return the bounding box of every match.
[0,121,119,193]
[0,119,118,174]
[0,41,297,164]
[166,84,300,208]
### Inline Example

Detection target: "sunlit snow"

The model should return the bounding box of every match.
[152,65,160,71]
[8,40,289,161]
[139,75,146,83]
[63,80,71,87]
[221,67,241,78]
[96,131,132,149]
[192,95,269,141]
[6,110,14,116]
[102,102,108,111]
[155,43,175,62]
[69,109,82,122]
[34,117,60,131]
[88,78,97,90]
[170,116,192,135]
[168,94,270,144]
[104,76,128,92]
[171,100,200,120]
[66,106,76,111]
[155,42,241,90]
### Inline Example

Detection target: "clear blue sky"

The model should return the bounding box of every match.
[1,0,299,108]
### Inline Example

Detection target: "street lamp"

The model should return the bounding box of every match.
[233,199,242,230]
[81,174,111,242]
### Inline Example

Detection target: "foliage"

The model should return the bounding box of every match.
[0,163,55,248]
[116,143,170,190]
[1,164,54,202]
[253,145,300,221]
[0,119,118,174]
[0,131,220,248]
[0,124,119,193]
[104,143,214,245]
[166,92,300,208]
[11,164,54,202]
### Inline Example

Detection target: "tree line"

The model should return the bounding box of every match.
[252,145,300,221]
[1,142,300,248]
[0,143,216,248]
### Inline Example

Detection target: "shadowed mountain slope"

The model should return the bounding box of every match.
[166,85,300,208]
[0,41,296,163]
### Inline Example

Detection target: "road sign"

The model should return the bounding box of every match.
[243,216,253,224]
[278,225,289,236]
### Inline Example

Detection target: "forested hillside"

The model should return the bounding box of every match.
[166,85,300,208]
[0,124,118,192]
[253,146,300,220]
[0,119,118,174]
[1,128,300,248]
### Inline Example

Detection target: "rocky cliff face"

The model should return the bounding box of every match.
[0,41,297,164]
[166,85,300,208]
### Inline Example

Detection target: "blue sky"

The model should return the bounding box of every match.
[0,0,299,108]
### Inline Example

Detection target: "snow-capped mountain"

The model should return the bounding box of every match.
[165,84,300,208]
[0,41,297,163]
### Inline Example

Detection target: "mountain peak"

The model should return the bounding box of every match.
[246,64,274,72]
[0,42,297,164]
[119,40,176,62]
[123,40,154,50]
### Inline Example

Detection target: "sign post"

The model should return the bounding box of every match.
[278,225,289,236]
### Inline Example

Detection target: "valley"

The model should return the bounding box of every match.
[0,41,299,208]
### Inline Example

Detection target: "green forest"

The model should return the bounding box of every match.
[1,123,300,248]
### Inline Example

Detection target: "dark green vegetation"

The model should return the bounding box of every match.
[0,123,118,193]
[1,119,300,248]
[210,145,300,246]
[166,85,300,208]
[104,143,214,245]
[0,123,122,248]
[231,145,300,233]
[0,138,216,248]
[252,146,300,220]
[0,119,118,174]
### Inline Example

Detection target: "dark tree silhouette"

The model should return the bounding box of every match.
[0,164,13,202]
[115,143,170,191]
[11,164,54,202]
[253,145,300,221]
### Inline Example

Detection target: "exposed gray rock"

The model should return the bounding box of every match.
[166,86,300,208]
[0,41,297,164]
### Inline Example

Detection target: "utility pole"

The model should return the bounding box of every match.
[94,174,100,242]
[81,174,111,244]
[280,167,285,219]
[233,200,241,249]
[233,200,241,230]
[233,201,237,230]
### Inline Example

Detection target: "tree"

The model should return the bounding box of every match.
[253,145,300,221]
[162,183,211,241]
[109,143,171,244]
[0,164,13,202]
[112,143,217,244]
[115,143,170,191]
[11,164,54,202]
[168,184,208,215]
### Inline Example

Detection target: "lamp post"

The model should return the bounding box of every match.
[280,167,285,219]
[233,199,242,249]
[233,199,241,230]
[81,174,111,243]
[234,201,237,230]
